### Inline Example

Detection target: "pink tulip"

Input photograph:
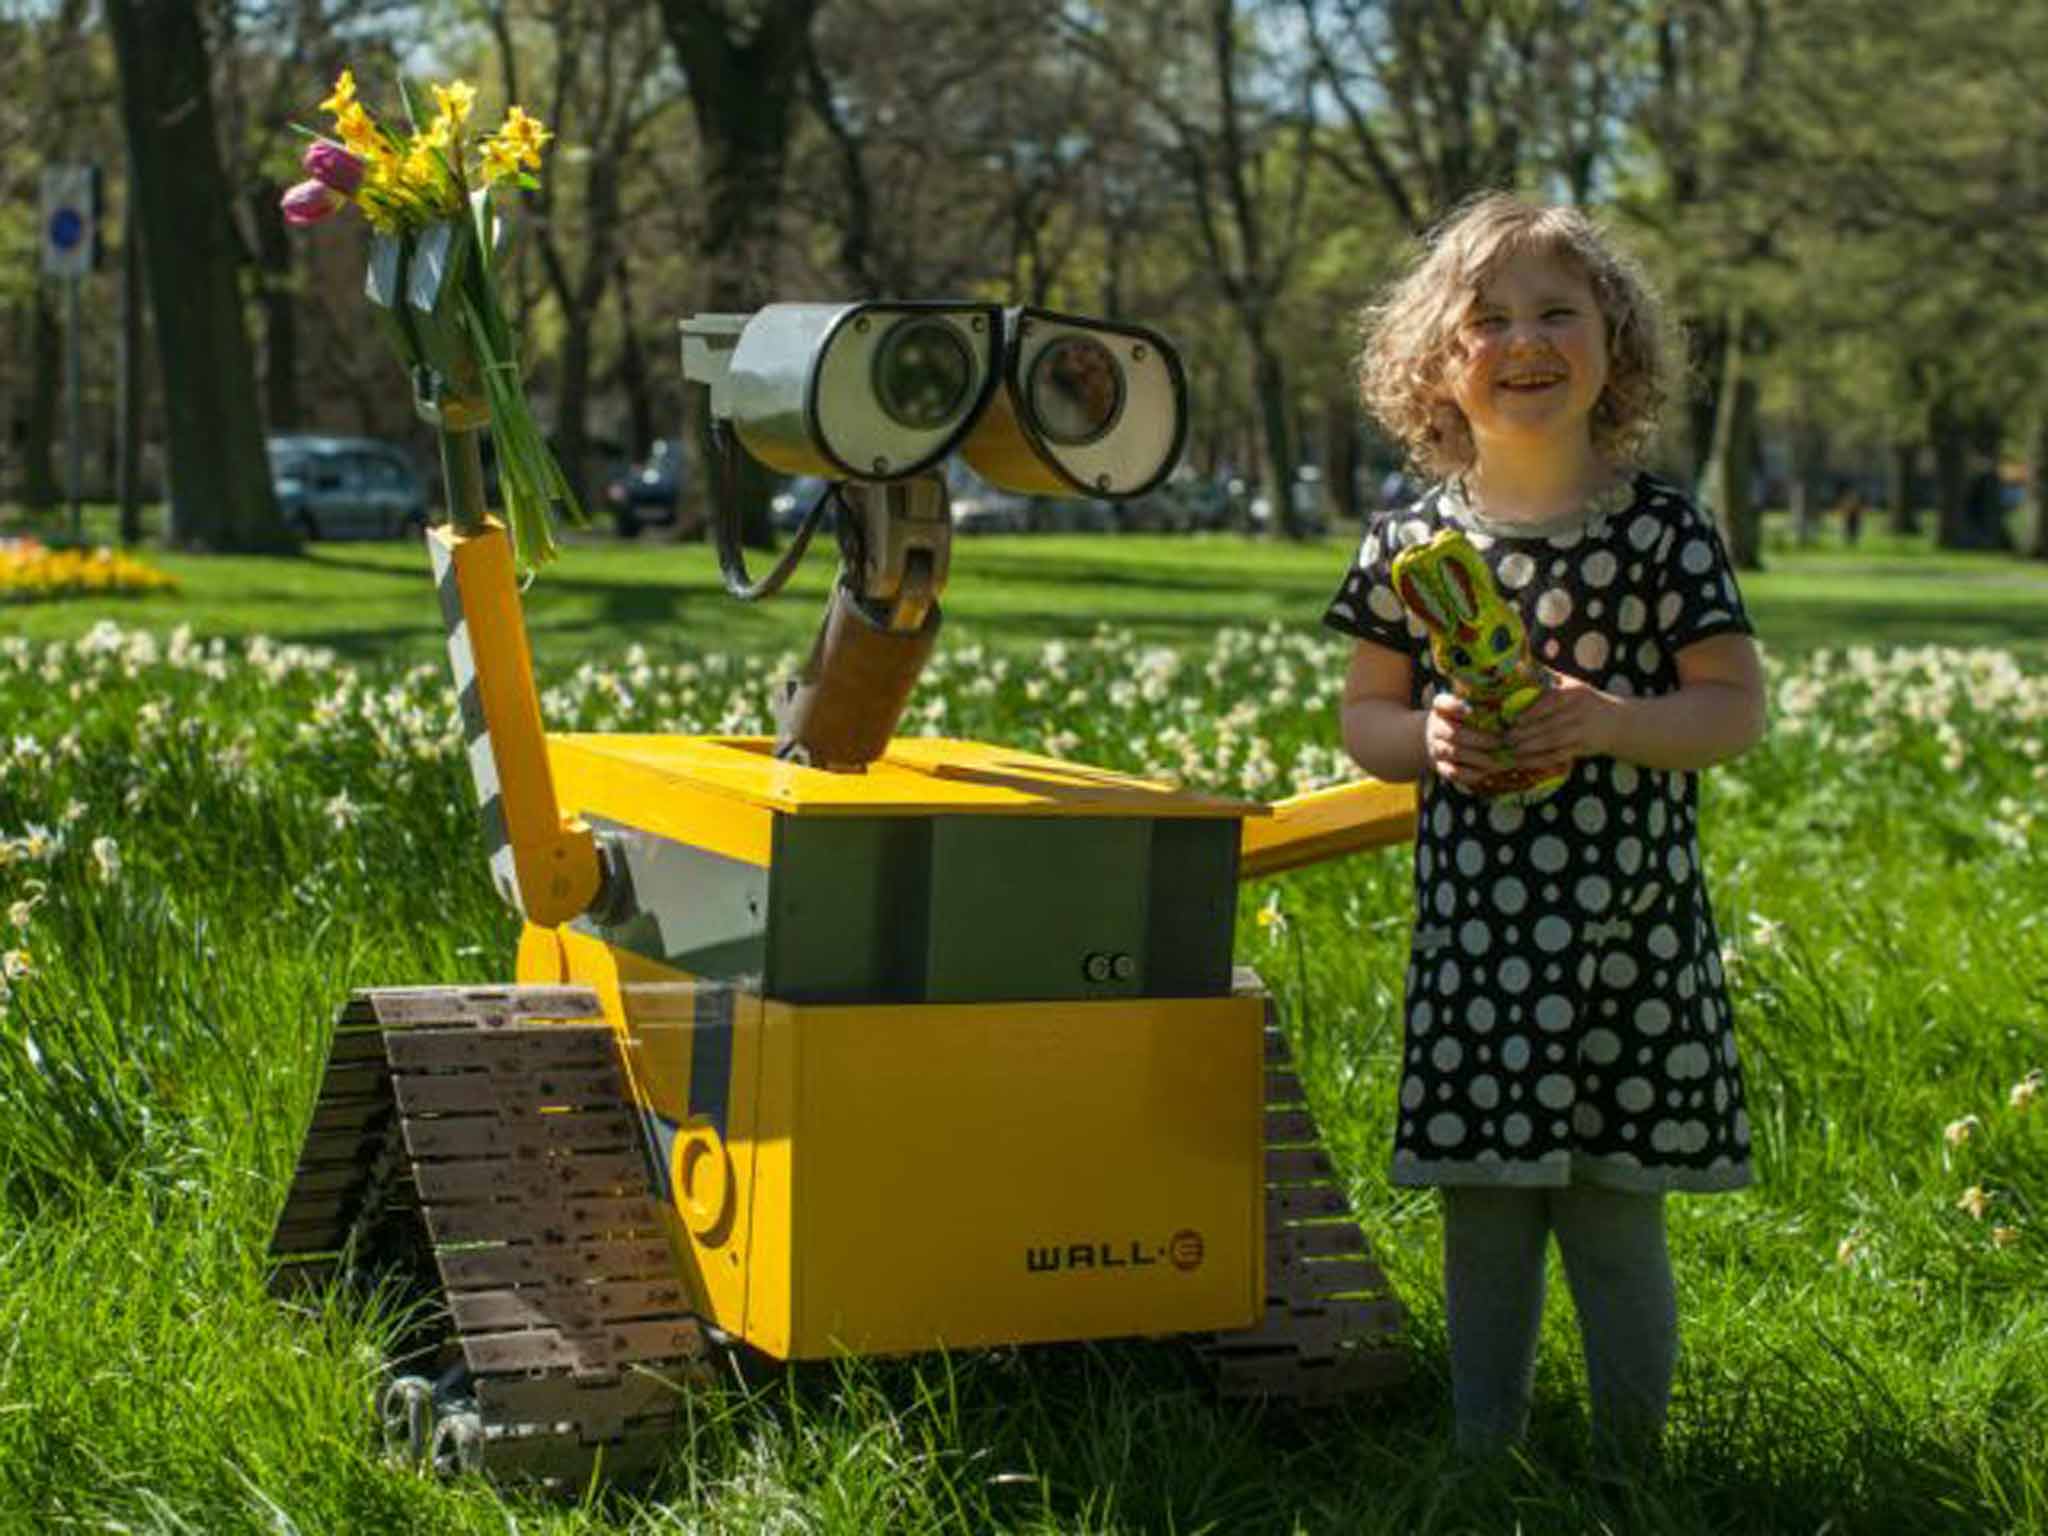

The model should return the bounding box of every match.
[302,141,366,196]
[280,179,344,226]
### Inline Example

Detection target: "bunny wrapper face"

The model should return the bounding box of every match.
[1390,528,1567,804]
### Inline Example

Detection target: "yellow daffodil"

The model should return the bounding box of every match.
[336,101,381,157]
[1956,1184,1991,1220]
[479,135,522,184]
[499,105,553,169]
[320,68,357,117]
[432,79,476,127]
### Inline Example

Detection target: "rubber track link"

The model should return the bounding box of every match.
[268,985,712,1487]
[1190,973,1409,1404]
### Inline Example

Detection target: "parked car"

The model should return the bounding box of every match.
[266,435,429,541]
[771,474,833,533]
[946,462,1033,534]
[604,438,686,537]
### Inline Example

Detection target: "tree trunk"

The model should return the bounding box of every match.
[613,253,656,460]
[1248,326,1299,538]
[2029,411,2048,561]
[1789,416,1825,548]
[22,287,61,509]
[106,0,288,552]
[249,178,300,432]
[1327,392,1360,525]
[1700,306,1761,569]
[1887,439,1918,536]
[658,0,820,549]
[118,199,145,544]
[1928,392,1968,550]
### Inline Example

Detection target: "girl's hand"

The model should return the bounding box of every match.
[1424,692,1504,788]
[1505,669,1621,776]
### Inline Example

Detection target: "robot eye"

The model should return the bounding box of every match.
[1491,624,1512,652]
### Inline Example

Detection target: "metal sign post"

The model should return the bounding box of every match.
[41,164,101,541]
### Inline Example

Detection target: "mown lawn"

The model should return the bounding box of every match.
[0,526,2043,1533]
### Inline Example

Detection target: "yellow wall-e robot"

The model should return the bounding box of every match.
[267,284,1419,1486]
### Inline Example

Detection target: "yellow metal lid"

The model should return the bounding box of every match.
[549,734,1268,820]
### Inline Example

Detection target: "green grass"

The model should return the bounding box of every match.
[0,530,2045,1532]
[8,500,2048,667]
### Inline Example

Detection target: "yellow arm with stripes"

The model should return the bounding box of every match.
[428,517,603,927]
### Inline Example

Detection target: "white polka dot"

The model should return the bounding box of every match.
[1615,838,1643,876]
[1432,800,1453,837]
[1491,876,1528,915]
[1617,595,1647,634]
[1713,1079,1729,1112]
[1680,538,1712,574]
[1655,593,1682,632]
[1650,1120,1684,1153]
[1532,836,1569,873]
[1427,1112,1467,1148]
[1534,916,1573,952]
[1573,1102,1604,1137]
[1722,1030,1740,1067]
[1617,1077,1655,1113]
[1666,845,1692,882]
[1459,919,1492,956]
[1628,515,1661,550]
[1680,1120,1710,1154]
[1574,632,1611,671]
[1666,1042,1711,1079]
[1676,966,1697,1000]
[1647,801,1668,839]
[1582,549,1618,587]
[1433,1038,1465,1072]
[1487,801,1526,835]
[1417,844,1434,881]
[1634,998,1673,1036]
[1367,583,1403,623]
[1438,959,1462,995]
[1631,882,1664,915]
[1575,875,1613,913]
[1573,797,1608,837]
[1734,1109,1750,1145]
[1401,1075,1425,1110]
[1503,1036,1532,1071]
[1468,998,1497,1033]
[1497,551,1535,589]
[1600,953,1639,988]
[1535,994,1574,1033]
[1584,1028,1622,1065]
[1400,517,1431,545]
[1498,958,1532,994]
[1536,588,1573,628]
[1469,1074,1500,1110]
[1612,761,1640,795]
[1434,882,1456,917]
[1457,838,1485,876]
[1502,1113,1533,1147]
[1412,1000,1434,1035]
[1536,1074,1574,1109]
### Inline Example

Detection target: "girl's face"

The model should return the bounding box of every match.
[1445,246,1609,459]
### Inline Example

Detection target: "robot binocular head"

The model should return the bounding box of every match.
[682,302,1188,499]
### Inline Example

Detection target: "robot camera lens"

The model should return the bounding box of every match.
[873,318,973,431]
[1028,336,1124,447]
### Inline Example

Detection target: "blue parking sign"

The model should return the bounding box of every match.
[40,164,100,278]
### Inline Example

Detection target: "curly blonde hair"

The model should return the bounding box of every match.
[1358,193,1674,480]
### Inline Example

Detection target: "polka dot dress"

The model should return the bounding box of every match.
[1324,474,1755,1193]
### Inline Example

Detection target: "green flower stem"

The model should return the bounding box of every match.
[453,188,584,573]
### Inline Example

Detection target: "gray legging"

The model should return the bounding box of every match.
[1441,1183,1677,1460]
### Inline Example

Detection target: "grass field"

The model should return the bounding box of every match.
[1,528,2044,1533]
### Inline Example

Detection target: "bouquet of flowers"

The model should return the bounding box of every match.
[282,70,581,571]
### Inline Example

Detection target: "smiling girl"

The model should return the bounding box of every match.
[1324,195,1767,1466]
